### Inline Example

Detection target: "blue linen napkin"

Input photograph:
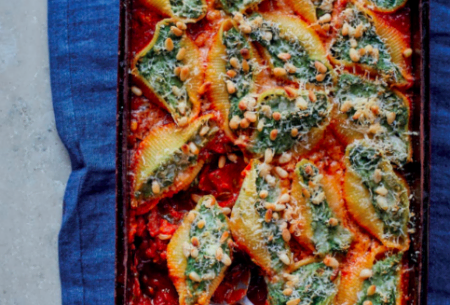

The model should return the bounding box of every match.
[48,0,448,304]
[48,0,119,304]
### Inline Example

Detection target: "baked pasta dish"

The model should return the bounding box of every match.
[125,0,416,304]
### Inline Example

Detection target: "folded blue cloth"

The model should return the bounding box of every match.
[48,0,118,304]
[48,0,448,304]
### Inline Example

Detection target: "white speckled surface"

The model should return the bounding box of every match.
[0,1,69,304]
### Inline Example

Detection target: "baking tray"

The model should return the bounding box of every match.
[115,0,430,303]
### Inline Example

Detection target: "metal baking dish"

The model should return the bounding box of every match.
[115,0,430,303]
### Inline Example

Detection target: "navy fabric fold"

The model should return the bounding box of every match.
[48,0,119,304]
[48,0,448,304]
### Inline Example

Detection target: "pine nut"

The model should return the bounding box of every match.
[180,66,190,81]
[189,142,199,154]
[275,167,288,179]
[291,128,299,137]
[278,252,290,265]
[191,194,201,203]
[387,111,396,125]
[220,231,229,243]
[240,48,250,59]
[403,48,413,58]
[216,247,223,261]
[309,90,317,102]
[245,111,257,123]
[218,155,226,169]
[174,66,181,76]
[285,63,297,74]
[226,81,236,94]
[282,228,291,242]
[265,209,273,222]
[189,271,201,282]
[228,153,238,163]
[176,47,186,60]
[170,26,183,36]
[239,24,252,34]
[197,219,206,229]
[230,57,240,69]
[354,23,364,38]
[199,125,210,136]
[283,288,293,296]
[285,86,298,98]
[229,116,240,129]
[259,190,269,199]
[363,301,373,305]
[221,253,232,266]
[350,48,360,62]
[340,100,353,113]
[342,23,350,36]
[165,38,174,51]
[239,118,250,128]
[152,181,160,194]
[359,268,373,279]
[176,21,187,30]
[315,61,327,73]
[227,70,237,78]
[270,129,278,140]
[319,13,331,24]
[316,73,326,82]
[131,86,142,96]
[274,67,287,77]
[324,256,339,268]
[287,299,300,305]
[272,112,282,121]
[367,285,376,296]
[191,236,200,247]
[265,148,274,163]
[278,52,291,61]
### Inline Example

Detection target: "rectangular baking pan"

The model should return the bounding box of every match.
[114,0,431,303]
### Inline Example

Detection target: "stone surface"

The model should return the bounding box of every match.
[0,1,70,304]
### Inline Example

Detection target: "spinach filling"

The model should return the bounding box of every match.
[186,201,231,304]
[368,0,406,9]
[169,0,205,19]
[136,23,192,117]
[219,0,260,14]
[356,253,403,305]
[248,14,331,84]
[330,4,404,82]
[337,74,409,164]
[255,168,290,272]
[223,27,256,122]
[135,124,217,200]
[348,145,409,238]
[297,163,352,254]
[250,92,329,154]
[267,262,336,305]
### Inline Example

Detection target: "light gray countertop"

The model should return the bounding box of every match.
[0,1,70,304]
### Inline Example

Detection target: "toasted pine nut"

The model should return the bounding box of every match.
[227,70,237,78]
[197,219,206,229]
[302,188,311,198]
[285,63,297,74]
[286,298,300,305]
[229,116,240,129]
[226,81,236,94]
[131,86,142,96]
[367,285,376,296]
[315,61,327,73]
[275,167,288,179]
[240,48,250,59]
[239,24,252,34]
[174,66,181,76]
[282,228,291,242]
[245,111,257,123]
[373,169,382,183]
[279,152,292,164]
[189,142,199,154]
[265,148,273,163]
[270,129,278,141]
[265,209,273,222]
[283,288,293,296]
[278,252,290,265]
[354,23,364,38]
[359,268,373,279]
[309,90,317,102]
[191,194,201,203]
[176,21,187,30]
[375,186,388,196]
[228,153,238,163]
[218,155,226,169]
[199,125,210,136]
[272,111,282,121]
[215,247,223,261]
[277,52,291,61]
[319,13,331,24]
[387,111,396,125]
[230,57,240,69]
[239,118,250,128]
[165,38,174,51]
[363,301,373,305]
[274,67,287,77]
[365,44,374,53]
[342,23,350,36]
[220,231,229,243]
[350,48,361,62]
[180,66,190,81]
[221,253,232,266]
[291,128,299,137]
[189,271,201,282]
[238,99,248,110]
[329,218,339,226]
[324,256,339,268]
[340,100,353,113]
[171,26,183,36]
[403,48,413,58]
[152,181,160,194]
[242,59,249,72]
[176,47,186,60]
[259,190,269,199]
[316,73,326,82]
[191,236,200,247]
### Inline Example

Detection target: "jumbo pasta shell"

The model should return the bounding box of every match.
[132,19,203,126]
[140,0,207,22]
